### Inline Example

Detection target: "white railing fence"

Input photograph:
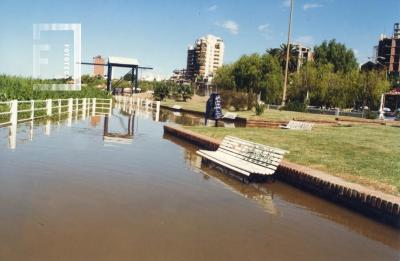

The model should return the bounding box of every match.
[114,95,160,122]
[0,98,113,129]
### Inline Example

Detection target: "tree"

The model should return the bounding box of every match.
[232,54,262,93]
[314,39,358,73]
[213,65,236,90]
[259,54,283,104]
[153,81,171,101]
[267,44,298,73]
[357,70,390,110]
[174,83,194,101]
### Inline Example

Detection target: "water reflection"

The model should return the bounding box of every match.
[158,108,244,127]
[163,133,400,250]
[3,100,161,150]
[0,99,398,260]
[103,114,135,144]
[164,133,279,215]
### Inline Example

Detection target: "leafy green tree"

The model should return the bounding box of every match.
[314,39,358,73]
[213,65,236,90]
[232,54,262,93]
[357,70,390,110]
[174,84,194,101]
[267,44,298,73]
[153,81,171,101]
[259,54,283,104]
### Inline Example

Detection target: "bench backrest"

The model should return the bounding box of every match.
[287,120,313,130]
[223,112,237,120]
[218,136,288,169]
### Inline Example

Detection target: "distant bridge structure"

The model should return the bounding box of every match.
[81,56,153,94]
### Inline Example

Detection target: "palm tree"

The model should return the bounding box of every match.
[267,44,298,73]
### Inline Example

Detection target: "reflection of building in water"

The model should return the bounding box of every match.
[163,133,278,215]
[103,114,134,144]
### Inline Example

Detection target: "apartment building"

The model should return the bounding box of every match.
[293,43,313,71]
[93,55,105,77]
[186,35,224,82]
[376,23,400,78]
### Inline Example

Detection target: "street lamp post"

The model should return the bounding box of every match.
[282,0,294,106]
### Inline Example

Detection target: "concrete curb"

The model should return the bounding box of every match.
[164,124,400,228]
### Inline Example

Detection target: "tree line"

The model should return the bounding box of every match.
[213,39,390,110]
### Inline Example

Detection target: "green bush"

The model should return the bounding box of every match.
[153,81,171,101]
[220,90,257,111]
[173,84,194,101]
[283,100,307,112]
[0,75,110,101]
[255,103,265,116]
[364,110,378,119]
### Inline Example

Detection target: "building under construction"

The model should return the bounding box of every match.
[376,23,400,78]
[186,35,224,83]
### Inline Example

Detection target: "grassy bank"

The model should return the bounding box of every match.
[185,124,400,195]
[0,75,110,101]
[161,96,366,122]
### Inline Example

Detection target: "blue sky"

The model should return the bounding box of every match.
[0,0,399,79]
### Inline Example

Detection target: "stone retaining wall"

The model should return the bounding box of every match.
[164,124,400,228]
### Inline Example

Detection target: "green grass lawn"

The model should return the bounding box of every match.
[162,97,373,122]
[185,124,400,195]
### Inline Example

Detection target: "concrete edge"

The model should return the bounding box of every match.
[163,124,400,228]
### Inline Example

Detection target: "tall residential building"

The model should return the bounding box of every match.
[93,55,105,77]
[293,43,313,71]
[376,23,400,78]
[186,35,224,82]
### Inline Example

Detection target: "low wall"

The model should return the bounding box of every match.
[164,124,400,228]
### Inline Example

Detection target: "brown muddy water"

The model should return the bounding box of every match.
[0,107,399,261]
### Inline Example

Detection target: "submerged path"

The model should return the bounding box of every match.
[0,107,398,260]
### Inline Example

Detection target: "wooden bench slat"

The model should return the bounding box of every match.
[198,150,276,175]
[197,150,251,176]
[225,136,288,155]
[196,136,289,176]
[218,147,280,168]
[220,141,285,160]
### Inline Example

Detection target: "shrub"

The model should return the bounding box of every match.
[153,82,170,101]
[283,100,307,112]
[174,84,194,101]
[0,75,110,101]
[220,90,257,111]
[255,103,264,116]
[364,110,378,119]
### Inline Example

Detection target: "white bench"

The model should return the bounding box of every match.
[197,136,288,176]
[222,112,237,120]
[280,120,314,131]
[172,105,182,110]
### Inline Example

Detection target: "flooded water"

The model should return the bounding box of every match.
[0,104,399,260]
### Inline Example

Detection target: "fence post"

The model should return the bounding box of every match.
[46,99,52,116]
[75,98,79,112]
[10,100,18,128]
[58,99,61,115]
[86,98,90,116]
[68,98,73,114]
[92,98,96,116]
[156,101,160,122]
[81,98,87,120]
[30,100,35,120]
[9,100,18,149]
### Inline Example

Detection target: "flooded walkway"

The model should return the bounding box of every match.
[0,106,398,260]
